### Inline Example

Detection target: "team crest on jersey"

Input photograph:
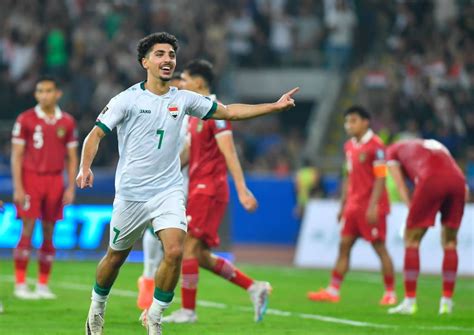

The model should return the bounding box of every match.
[168,104,179,119]
[57,126,66,138]
[359,152,367,163]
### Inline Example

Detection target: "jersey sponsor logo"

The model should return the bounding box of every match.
[100,106,108,115]
[215,120,227,129]
[57,126,66,138]
[140,109,152,114]
[359,152,367,163]
[168,104,179,119]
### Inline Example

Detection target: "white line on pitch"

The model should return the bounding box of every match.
[1,276,472,332]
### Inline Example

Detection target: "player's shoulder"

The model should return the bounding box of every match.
[175,89,210,101]
[113,82,145,102]
[343,139,352,151]
[370,134,385,146]
[16,108,36,122]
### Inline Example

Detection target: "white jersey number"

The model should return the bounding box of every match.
[33,125,44,149]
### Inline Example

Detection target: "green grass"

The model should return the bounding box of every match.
[0,260,473,334]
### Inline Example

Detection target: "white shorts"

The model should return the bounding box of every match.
[109,188,187,251]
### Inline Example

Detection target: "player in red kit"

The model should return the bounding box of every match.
[161,60,272,324]
[308,106,396,305]
[11,77,78,300]
[387,139,467,315]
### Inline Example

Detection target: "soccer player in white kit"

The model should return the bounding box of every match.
[137,72,188,311]
[77,32,298,335]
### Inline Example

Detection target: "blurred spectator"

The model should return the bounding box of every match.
[324,0,357,71]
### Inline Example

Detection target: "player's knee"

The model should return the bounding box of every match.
[163,243,184,264]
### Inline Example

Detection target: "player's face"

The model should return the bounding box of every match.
[34,81,61,108]
[179,71,201,92]
[344,114,369,137]
[142,43,176,82]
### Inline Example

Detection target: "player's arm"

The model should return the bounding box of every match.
[76,126,106,188]
[209,88,299,121]
[216,132,257,212]
[11,142,26,206]
[367,159,388,224]
[388,163,410,206]
[180,141,190,168]
[63,145,78,204]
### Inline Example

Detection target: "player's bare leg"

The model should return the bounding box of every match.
[14,217,38,299]
[308,235,357,303]
[86,247,131,335]
[372,240,396,305]
[142,228,185,332]
[439,226,458,314]
[389,227,427,315]
[35,221,57,299]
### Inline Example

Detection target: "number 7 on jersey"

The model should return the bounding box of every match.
[156,129,165,149]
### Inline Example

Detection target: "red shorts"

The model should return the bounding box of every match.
[341,208,387,242]
[16,171,64,222]
[186,194,227,248]
[407,175,465,230]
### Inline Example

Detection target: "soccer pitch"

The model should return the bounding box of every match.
[0,260,472,335]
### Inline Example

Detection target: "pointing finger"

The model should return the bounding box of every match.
[285,87,300,97]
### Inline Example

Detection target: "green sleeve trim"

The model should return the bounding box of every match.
[203,101,218,120]
[95,121,111,134]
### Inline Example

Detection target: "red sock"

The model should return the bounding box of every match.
[181,258,199,310]
[38,239,55,285]
[212,257,254,290]
[384,275,395,293]
[442,248,458,298]
[14,235,32,284]
[329,270,344,293]
[404,247,419,298]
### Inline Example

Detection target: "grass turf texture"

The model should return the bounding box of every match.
[0,260,472,334]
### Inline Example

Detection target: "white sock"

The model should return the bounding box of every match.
[148,298,171,324]
[91,289,108,314]
[143,229,164,279]
[405,297,416,305]
[326,286,339,296]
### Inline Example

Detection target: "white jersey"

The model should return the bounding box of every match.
[96,82,217,201]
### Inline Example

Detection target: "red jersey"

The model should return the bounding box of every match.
[11,106,78,174]
[188,115,232,201]
[386,139,465,183]
[344,130,390,214]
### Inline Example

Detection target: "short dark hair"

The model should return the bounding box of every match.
[137,32,179,68]
[183,59,214,87]
[344,105,371,120]
[36,75,60,88]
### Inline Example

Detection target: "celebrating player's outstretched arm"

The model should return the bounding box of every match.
[76,127,106,189]
[209,87,299,121]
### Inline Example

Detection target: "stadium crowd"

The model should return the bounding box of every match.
[0,0,472,181]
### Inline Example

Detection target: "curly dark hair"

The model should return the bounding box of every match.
[344,105,372,120]
[136,32,179,68]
